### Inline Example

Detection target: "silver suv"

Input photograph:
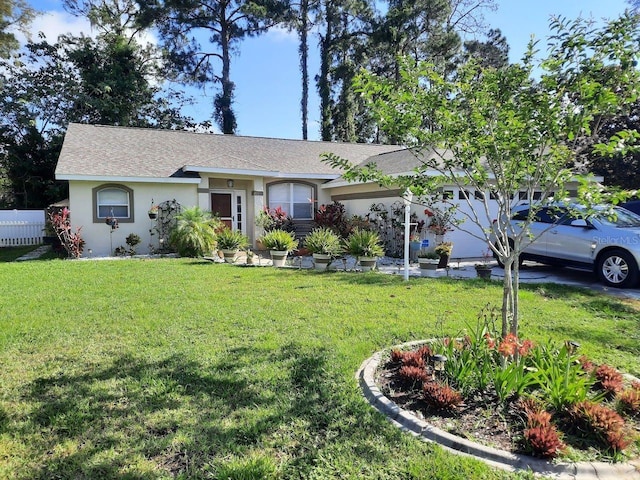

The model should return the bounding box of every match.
[502,204,640,288]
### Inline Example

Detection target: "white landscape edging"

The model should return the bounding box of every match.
[357,343,640,480]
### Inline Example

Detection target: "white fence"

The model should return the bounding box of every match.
[0,210,46,247]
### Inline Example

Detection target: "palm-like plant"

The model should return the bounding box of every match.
[216,228,249,250]
[169,207,221,257]
[304,227,343,257]
[260,229,299,252]
[344,228,385,258]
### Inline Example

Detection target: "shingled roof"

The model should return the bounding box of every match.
[55,123,404,181]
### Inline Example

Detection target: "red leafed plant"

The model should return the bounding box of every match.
[617,388,640,415]
[398,366,429,386]
[390,349,426,368]
[524,425,566,458]
[422,381,462,411]
[569,400,631,451]
[518,398,565,458]
[594,364,625,396]
[48,208,85,259]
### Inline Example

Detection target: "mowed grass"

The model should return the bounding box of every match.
[0,258,638,479]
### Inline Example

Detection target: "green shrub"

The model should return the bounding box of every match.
[169,206,221,257]
[304,227,343,256]
[344,228,384,257]
[216,228,249,250]
[259,229,298,252]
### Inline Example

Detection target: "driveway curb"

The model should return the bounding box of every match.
[357,345,640,479]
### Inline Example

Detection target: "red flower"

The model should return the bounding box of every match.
[424,208,434,217]
[484,332,496,349]
[498,333,518,357]
[518,339,535,357]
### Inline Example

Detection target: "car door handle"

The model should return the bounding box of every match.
[550,229,558,234]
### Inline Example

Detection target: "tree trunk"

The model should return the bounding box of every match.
[319,0,334,141]
[501,258,513,338]
[218,16,236,134]
[299,0,309,140]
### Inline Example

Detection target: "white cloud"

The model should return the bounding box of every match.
[22,10,94,44]
[265,25,297,43]
[16,9,158,47]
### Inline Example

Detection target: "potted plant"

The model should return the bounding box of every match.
[259,229,299,267]
[148,204,159,219]
[344,228,384,272]
[435,242,453,268]
[417,250,440,277]
[304,227,344,271]
[216,228,249,263]
[475,249,493,279]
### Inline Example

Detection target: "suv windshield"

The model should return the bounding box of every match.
[593,207,640,228]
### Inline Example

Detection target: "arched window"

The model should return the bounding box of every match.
[267,182,315,219]
[92,184,134,222]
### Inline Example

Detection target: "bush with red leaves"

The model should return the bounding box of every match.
[398,366,429,387]
[422,381,462,411]
[569,400,631,451]
[524,425,565,458]
[617,388,640,416]
[594,364,625,396]
[518,398,565,458]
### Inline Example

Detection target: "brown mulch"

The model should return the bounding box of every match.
[376,364,526,454]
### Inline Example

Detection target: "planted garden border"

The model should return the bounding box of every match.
[357,341,640,479]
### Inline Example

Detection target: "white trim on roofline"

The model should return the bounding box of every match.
[182,165,340,180]
[56,174,202,184]
[183,165,279,176]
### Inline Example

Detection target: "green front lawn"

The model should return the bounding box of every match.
[0,259,638,479]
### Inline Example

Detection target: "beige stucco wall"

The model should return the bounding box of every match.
[68,180,198,257]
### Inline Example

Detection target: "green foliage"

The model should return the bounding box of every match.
[528,343,595,411]
[304,227,344,256]
[216,228,249,250]
[344,228,384,257]
[259,229,299,252]
[169,206,221,257]
[0,0,35,58]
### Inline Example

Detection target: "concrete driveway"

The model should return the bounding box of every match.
[372,257,640,301]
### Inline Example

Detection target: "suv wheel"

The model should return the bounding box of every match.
[597,249,639,288]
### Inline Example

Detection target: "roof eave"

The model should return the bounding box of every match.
[55,174,202,184]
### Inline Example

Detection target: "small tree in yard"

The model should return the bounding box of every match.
[324,13,640,338]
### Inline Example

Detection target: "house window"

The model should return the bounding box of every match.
[92,184,134,223]
[267,182,314,219]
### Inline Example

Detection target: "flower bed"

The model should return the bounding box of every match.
[375,323,640,462]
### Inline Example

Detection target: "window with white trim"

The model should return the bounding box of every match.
[93,184,134,222]
[267,182,314,219]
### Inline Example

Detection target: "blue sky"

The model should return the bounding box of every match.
[26,0,631,140]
